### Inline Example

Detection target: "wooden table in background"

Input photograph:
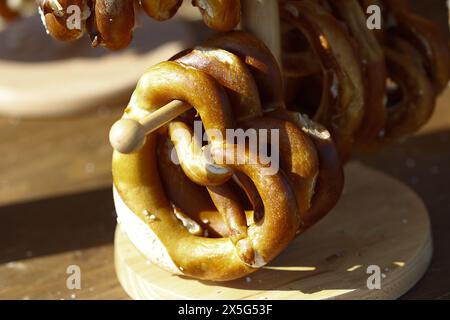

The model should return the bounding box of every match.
[0,2,449,300]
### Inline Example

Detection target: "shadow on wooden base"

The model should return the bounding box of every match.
[114,162,432,300]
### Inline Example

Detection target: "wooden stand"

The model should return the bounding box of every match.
[114,162,433,300]
[0,14,194,117]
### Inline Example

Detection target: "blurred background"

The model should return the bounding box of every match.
[0,0,448,299]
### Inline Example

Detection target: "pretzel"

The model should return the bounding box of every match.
[37,0,241,50]
[353,0,445,146]
[0,0,18,20]
[371,35,436,144]
[37,0,88,42]
[89,0,135,50]
[113,60,308,280]
[326,0,387,145]
[382,0,450,93]
[281,0,365,160]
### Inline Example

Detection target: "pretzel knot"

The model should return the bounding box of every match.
[37,0,241,50]
[112,31,343,281]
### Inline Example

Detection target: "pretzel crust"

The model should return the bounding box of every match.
[37,0,241,50]
[38,0,87,42]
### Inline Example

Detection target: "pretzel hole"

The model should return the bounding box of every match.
[286,74,323,117]
[385,77,404,111]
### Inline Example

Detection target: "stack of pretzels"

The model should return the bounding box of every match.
[281,0,449,159]
[37,0,241,50]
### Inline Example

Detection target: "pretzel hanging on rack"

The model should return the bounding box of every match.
[113,59,303,281]
[37,0,241,50]
[111,30,344,280]
[280,0,449,151]
[280,0,365,161]
[358,0,448,146]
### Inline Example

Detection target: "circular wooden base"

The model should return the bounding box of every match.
[114,162,433,300]
[0,15,194,118]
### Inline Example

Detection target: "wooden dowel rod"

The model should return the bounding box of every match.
[140,100,190,133]
[240,0,282,66]
[110,1,283,153]
[109,100,190,154]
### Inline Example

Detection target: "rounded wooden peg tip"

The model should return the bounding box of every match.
[110,119,146,154]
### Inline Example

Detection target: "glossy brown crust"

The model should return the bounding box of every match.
[282,0,365,161]
[140,0,183,21]
[38,0,241,50]
[205,31,285,112]
[269,110,344,227]
[38,0,86,42]
[192,0,241,32]
[173,47,263,122]
[0,0,19,21]
[92,0,135,50]
[327,0,387,145]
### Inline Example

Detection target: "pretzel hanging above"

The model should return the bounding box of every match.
[280,0,449,152]
[37,0,241,50]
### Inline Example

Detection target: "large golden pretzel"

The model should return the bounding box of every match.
[112,32,343,281]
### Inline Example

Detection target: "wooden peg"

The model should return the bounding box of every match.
[109,100,190,153]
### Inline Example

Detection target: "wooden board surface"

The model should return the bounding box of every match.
[0,14,194,118]
[114,162,432,300]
